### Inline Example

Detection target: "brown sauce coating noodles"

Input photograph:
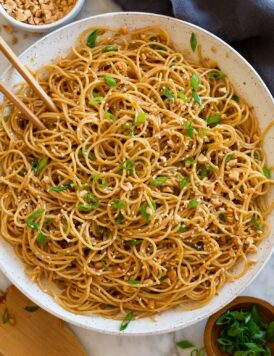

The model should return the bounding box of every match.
[0,26,273,321]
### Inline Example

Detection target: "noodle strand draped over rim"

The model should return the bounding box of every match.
[0,26,273,321]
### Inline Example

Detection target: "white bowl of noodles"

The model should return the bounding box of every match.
[0,12,273,335]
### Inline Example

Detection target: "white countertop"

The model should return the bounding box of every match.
[0,1,273,355]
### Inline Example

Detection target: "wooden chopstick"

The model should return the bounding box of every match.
[0,36,58,113]
[0,81,46,130]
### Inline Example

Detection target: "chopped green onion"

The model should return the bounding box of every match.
[151,200,157,211]
[177,91,189,102]
[225,153,234,163]
[32,157,48,175]
[263,167,271,179]
[112,199,126,209]
[150,176,167,186]
[26,209,45,230]
[254,151,261,160]
[36,230,46,244]
[2,308,9,324]
[176,340,195,349]
[251,216,264,232]
[219,213,226,222]
[119,160,135,176]
[104,111,116,122]
[125,239,142,246]
[104,75,117,87]
[206,114,221,126]
[159,274,167,281]
[162,87,175,103]
[178,223,186,233]
[90,92,104,106]
[135,112,147,125]
[190,32,197,52]
[116,211,123,224]
[102,45,117,53]
[184,119,194,138]
[78,203,99,212]
[120,312,134,331]
[206,71,226,80]
[87,29,99,48]
[231,94,240,102]
[190,73,200,91]
[150,44,166,51]
[200,165,207,179]
[140,204,150,222]
[188,199,199,208]
[121,122,135,136]
[192,91,202,105]
[128,279,140,285]
[92,174,108,188]
[24,306,39,312]
[86,193,98,203]
[185,157,197,167]
[50,181,71,192]
[177,174,189,189]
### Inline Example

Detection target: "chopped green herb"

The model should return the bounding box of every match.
[92,174,108,188]
[125,239,142,246]
[104,111,116,122]
[263,167,271,179]
[206,71,226,80]
[86,193,98,203]
[135,112,147,125]
[176,340,194,349]
[24,306,39,312]
[104,75,116,87]
[190,348,206,356]
[225,153,234,163]
[159,274,167,281]
[116,211,123,224]
[200,165,207,179]
[216,306,272,355]
[206,114,221,126]
[102,45,118,53]
[50,181,71,192]
[78,202,99,212]
[190,32,197,52]
[32,157,48,175]
[162,87,175,103]
[151,200,157,211]
[2,308,9,324]
[128,279,140,285]
[150,44,166,51]
[219,213,226,222]
[119,160,135,176]
[87,29,99,48]
[178,223,186,233]
[112,199,126,209]
[185,157,197,167]
[232,94,240,102]
[26,209,45,230]
[140,204,150,222]
[254,151,261,160]
[120,312,134,331]
[177,174,189,189]
[184,120,194,138]
[251,216,264,232]
[150,176,167,186]
[190,73,200,91]
[188,199,199,208]
[121,122,135,136]
[90,91,104,106]
[36,230,46,244]
[177,91,189,102]
[192,91,202,105]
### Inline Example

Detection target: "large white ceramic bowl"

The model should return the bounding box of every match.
[0,12,273,335]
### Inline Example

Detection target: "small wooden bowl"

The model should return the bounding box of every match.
[204,296,274,356]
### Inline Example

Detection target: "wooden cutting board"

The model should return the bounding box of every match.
[0,286,87,356]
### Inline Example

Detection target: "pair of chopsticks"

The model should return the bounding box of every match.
[0,36,58,130]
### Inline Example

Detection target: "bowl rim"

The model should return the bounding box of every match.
[0,11,273,335]
[0,0,85,31]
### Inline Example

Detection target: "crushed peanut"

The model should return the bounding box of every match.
[0,0,77,25]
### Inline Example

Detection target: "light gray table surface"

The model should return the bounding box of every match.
[0,1,273,355]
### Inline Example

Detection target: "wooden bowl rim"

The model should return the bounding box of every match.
[204,296,274,355]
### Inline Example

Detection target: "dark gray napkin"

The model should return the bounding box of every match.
[115,0,274,96]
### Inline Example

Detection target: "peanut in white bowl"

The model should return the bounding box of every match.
[0,0,85,33]
[0,12,273,335]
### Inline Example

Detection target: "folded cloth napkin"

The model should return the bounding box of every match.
[115,0,274,96]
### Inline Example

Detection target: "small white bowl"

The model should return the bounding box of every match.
[0,0,85,33]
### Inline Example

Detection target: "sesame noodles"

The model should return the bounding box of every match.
[0,26,273,322]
